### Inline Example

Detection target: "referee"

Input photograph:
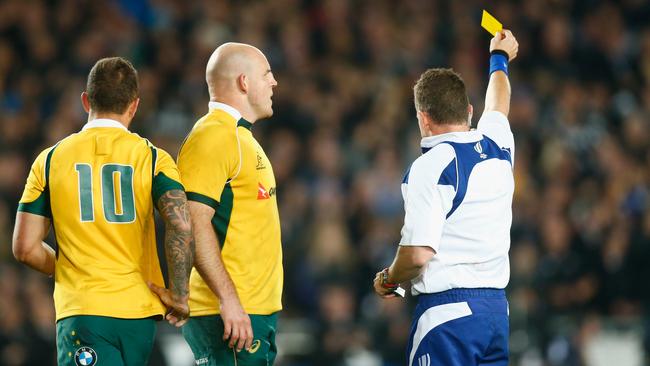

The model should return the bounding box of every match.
[373,30,519,366]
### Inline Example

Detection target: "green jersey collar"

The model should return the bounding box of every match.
[237,119,253,130]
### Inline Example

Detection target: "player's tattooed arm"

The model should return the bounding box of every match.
[156,189,195,298]
[151,189,194,326]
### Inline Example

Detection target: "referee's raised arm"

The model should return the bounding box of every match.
[483,30,519,117]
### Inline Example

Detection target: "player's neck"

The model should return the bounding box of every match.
[210,97,257,123]
[87,112,132,129]
[422,123,470,137]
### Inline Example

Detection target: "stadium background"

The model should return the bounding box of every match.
[0,0,649,365]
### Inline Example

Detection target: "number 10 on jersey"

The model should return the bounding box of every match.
[75,164,136,223]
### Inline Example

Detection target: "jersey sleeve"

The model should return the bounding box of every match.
[399,152,455,252]
[477,111,515,163]
[18,147,53,217]
[152,147,185,204]
[177,126,238,210]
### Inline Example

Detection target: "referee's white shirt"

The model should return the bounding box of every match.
[400,111,514,295]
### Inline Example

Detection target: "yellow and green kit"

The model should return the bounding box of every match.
[19,118,184,366]
[177,102,283,365]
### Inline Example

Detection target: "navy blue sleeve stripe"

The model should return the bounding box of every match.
[402,164,412,184]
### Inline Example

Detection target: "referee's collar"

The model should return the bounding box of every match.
[82,118,128,131]
[209,101,242,121]
[421,130,482,152]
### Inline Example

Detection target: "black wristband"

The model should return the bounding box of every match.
[490,49,509,59]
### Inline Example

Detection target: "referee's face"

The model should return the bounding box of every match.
[248,53,277,120]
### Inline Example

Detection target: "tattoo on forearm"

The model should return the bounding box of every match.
[157,189,195,298]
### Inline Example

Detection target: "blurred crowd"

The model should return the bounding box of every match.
[1,0,649,365]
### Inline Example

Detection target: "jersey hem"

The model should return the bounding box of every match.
[189,306,283,317]
[55,309,165,322]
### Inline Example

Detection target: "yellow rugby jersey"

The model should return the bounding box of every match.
[18,119,184,321]
[178,102,283,316]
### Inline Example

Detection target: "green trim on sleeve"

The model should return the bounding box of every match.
[152,172,185,205]
[18,193,52,217]
[45,145,56,183]
[211,182,233,249]
[150,145,157,177]
[186,191,220,210]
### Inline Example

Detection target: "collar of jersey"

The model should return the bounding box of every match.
[420,130,482,149]
[208,101,242,121]
[82,118,128,131]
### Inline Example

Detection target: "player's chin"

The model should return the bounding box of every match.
[262,105,274,119]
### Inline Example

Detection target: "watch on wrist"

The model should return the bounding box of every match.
[381,268,399,289]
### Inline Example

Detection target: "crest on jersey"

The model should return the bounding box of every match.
[474,142,487,159]
[74,347,97,366]
[256,153,267,170]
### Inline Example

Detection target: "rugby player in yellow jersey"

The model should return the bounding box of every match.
[12,57,194,366]
[177,43,282,365]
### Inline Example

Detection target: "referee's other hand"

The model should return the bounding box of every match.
[373,271,398,299]
[490,29,519,61]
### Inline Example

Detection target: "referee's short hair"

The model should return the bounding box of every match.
[86,57,139,114]
[414,68,469,125]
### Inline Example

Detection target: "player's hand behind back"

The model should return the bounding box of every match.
[490,29,519,61]
[148,282,190,327]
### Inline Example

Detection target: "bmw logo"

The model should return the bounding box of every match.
[74,347,97,366]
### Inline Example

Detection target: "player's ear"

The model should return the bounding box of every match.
[127,98,140,119]
[418,110,434,126]
[417,110,433,136]
[237,73,248,93]
[467,104,473,126]
[81,92,91,113]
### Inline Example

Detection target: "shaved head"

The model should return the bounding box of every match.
[206,43,266,95]
[205,42,277,122]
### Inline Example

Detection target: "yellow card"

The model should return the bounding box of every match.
[481,10,502,36]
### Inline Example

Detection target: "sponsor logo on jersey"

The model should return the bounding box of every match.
[74,347,97,366]
[257,183,276,200]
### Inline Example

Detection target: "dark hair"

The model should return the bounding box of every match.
[413,68,469,125]
[86,57,139,114]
